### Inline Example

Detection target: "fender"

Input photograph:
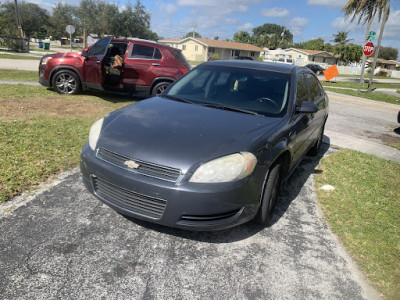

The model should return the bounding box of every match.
[49,66,87,90]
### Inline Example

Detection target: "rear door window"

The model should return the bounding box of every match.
[305,73,323,101]
[129,44,162,59]
[296,73,309,108]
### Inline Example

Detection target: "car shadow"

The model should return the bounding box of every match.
[122,139,331,243]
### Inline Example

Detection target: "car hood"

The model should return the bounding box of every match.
[96,98,282,173]
[45,51,83,59]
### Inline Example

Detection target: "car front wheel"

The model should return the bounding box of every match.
[254,163,282,225]
[52,70,81,95]
[151,81,170,96]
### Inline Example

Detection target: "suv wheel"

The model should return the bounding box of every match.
[53,70,81,95]
[151,82,170,96]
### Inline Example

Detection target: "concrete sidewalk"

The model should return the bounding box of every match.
[0,58,39,71]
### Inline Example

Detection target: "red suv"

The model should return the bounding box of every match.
[39,37,190,96]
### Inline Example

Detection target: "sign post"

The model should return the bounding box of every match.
[357,42,374,93]
[66,25,75,53]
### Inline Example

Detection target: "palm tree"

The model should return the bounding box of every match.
[332,31,352,45]
[342,0,391,92]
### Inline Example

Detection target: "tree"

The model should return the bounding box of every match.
[378,46,398,60]
[48,3,79,40]
[294,38,325,51]
[331,31,352,45]
[334,44,363,63]
[0,1,49,37]
[233,31,251,44]
[342,0,391,91]
[252,23,293,49]
[184,31,201,38]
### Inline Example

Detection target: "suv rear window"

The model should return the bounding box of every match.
[129,44,162,59]
[171,48,190,68]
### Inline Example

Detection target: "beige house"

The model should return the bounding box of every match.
[159,37,264,62]
[367,58,397,70]
[284,48,339,66]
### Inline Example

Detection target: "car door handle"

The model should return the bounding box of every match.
[96,60,101,64]
[152,63,161,66]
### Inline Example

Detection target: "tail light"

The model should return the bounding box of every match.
[179,67,188,75]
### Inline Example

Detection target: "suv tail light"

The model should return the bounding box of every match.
[179,67,189,75]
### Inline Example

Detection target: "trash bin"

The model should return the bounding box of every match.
[43,42,50,50]
[38,41,43,48]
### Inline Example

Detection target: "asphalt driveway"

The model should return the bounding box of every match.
[0,144,381,299]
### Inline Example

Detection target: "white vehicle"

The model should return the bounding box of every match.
[272,57,295,65]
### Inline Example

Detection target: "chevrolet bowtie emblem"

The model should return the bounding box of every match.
[124,160,140,169]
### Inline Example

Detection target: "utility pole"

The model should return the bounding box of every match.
[14,0,22,38]
[192,9,196,38]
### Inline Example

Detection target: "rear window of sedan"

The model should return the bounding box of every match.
[166,64,291,117]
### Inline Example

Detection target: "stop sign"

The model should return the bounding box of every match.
[363,42,374,56]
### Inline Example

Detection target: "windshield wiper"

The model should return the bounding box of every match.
[200,103,259,116]
[162,94,194,104]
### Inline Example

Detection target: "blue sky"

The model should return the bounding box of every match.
[147,0,400,51]
[31,0,400,51]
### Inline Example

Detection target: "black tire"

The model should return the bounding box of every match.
[151,81,170,96]
[254,163,282,225]
[52,70,81,95]
[308,123,325,156]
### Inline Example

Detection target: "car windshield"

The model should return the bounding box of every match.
[164,64,291,117]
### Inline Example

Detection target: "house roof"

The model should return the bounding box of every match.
[159,38,264,52]
[285,48,336,57]
[367,57,397,65]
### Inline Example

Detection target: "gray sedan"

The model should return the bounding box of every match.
[80,60,329,230]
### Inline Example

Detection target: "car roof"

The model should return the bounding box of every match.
[202,60,301,75]
[111,37,173,49]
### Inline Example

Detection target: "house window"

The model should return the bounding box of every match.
[250,51,255,57]
[209,47,215,53]
[231,50,240,57]
[195,45,198,52]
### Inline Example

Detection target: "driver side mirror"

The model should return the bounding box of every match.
[81,50,89,59]
[296,101,318,114]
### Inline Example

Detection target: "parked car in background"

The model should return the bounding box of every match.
[80,60,329,231]
[306,64,325,75]
[39,37,190,96]
[271,57,294,65]
[235,56,254,60]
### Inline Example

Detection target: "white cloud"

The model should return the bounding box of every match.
[307,0,348,9]
[331,17,362,32]
[157,2,178,16]
[237,22,254,32]
[289,17,309,37]
[261,7,290,18]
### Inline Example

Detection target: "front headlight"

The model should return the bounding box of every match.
[89,118,104,150]
[190,152,257,183]
[41,57,52,65]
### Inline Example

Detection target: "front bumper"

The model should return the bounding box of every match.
[80,143,263,231]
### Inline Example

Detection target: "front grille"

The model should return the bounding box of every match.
[92,176,167,219]
[97,148,181,182]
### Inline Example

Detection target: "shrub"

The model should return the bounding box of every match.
[211,53,220,60]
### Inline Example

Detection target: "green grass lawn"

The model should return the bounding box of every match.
[0,70,37,81]
[324,87,400,105]
[0,53,41,60]
[322,81,400,90]
[315,149,400,299]
[0,84,135,202]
